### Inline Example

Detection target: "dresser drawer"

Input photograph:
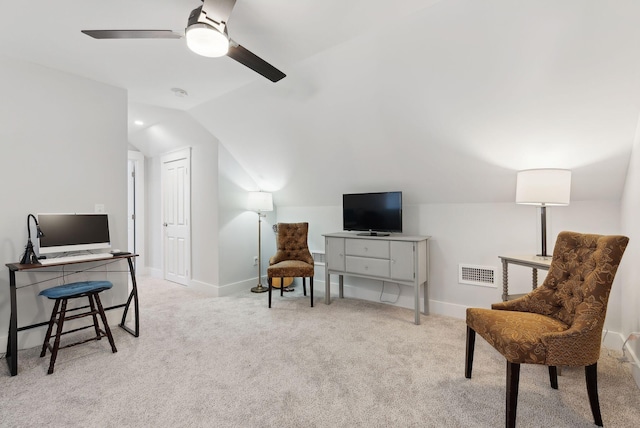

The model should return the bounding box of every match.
[345,256,390,278]
[345,239,390,258]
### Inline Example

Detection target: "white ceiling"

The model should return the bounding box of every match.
[3,0,640,206]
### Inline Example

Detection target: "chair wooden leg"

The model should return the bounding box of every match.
[268,277,272,308]
[465,326,476,378]
[303,277,307,296]
[549,366,558,389]
[280,277,284,296]
[40,299,60,358]
[506,361,520,428]
[310,276,313,307]
[47,298,68,375]
[93,292,117,353]
[585,363,603,426]
[87,294,102,340]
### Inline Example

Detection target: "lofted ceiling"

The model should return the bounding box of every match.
[3,0,640,207]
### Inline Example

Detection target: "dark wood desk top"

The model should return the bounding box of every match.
[6,253,138,272]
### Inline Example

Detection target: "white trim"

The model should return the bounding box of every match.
[128,150,145,270]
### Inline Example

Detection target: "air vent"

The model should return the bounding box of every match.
[459,264,496,287]
[312,251,325,265]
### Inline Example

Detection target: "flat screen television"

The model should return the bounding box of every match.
[37,213,111,254]
[343,191,402,236]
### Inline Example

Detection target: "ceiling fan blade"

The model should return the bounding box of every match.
[81,30,182,39]
[227,42,286,82]
[201,0,237,25]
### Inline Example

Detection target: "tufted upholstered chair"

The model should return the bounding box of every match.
[267,222,315,307]
[465,231,628,428]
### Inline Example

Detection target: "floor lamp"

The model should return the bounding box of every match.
[248,191,273,293]
[516,169,571,258]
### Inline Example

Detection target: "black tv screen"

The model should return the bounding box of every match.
[343,192,402,235]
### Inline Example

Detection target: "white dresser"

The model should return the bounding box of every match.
[323,233,430,324]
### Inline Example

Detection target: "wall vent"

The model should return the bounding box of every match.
[312,251,326,265]
[459,264,496,287]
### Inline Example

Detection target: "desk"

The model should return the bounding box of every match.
[5,254,139,376]
[499,255,552,301]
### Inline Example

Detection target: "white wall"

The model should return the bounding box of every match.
[191,142,220,290]
[0,57,128,350]
[139,124,268,295]
[218,145,276,293]
[620,119,640,386]
[278,199,622,320]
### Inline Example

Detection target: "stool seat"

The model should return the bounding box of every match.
[40,280,113,299]
[39,280,117,374]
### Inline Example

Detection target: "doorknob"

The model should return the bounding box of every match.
[163,222,168,227]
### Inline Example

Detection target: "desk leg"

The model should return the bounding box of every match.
[502,259,509,301]
[119,257,139,337]
[325,272,331,305]
[6,270,18,376]
[423,281,429,316]
[414,280,421,325]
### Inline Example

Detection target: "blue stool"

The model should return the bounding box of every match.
[39,280,117,374]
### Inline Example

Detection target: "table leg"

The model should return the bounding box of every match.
[502,259,509,301]
[339,275,344,298]
[325,272,331,305]
[6,270,18,376]
[119,257,139,337]
[414,280,420,325]
[532,268,538,290]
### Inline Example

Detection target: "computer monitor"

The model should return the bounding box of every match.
[37,213,111,255]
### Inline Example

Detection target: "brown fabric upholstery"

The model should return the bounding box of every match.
[465,231,628,427]
[467,231,628,367]
[267,222,314,307]
[268,222,314,268]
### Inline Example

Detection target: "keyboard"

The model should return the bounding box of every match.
[38,253,114,265]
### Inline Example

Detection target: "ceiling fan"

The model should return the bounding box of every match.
[81,0,285,82]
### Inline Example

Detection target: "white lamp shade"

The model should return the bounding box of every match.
[185,23,229,57]
[248,191,273,212]
[516,169,571,206]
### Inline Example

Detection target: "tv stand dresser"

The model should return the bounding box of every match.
[323,233,430,324]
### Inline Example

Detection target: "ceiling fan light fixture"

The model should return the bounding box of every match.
[185,23,229,58]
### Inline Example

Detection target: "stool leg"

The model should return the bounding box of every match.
[93,292,117,353]
[303,278,307,296]
[48,298,68,374]
[87,294,102,341]
[40,299,61,358]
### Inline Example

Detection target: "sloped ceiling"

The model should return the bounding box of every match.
[3,1,640,207]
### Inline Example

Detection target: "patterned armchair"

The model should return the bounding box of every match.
[267,222,315,308]
[465,231,629,427]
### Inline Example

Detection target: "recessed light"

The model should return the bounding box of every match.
[134,120,144,126]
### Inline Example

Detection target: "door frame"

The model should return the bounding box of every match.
[127,150,145,273]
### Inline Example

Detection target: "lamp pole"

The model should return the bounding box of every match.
[251,212,268,293]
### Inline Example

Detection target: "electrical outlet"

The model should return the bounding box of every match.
[253,256,258,266]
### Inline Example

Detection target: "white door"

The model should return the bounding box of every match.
[162,149,191,285]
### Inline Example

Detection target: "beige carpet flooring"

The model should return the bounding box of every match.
[1,276,639,427]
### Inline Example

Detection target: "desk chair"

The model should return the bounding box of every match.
[267,222,315,307]
[465,231,629,427]
[39,280,117,374]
